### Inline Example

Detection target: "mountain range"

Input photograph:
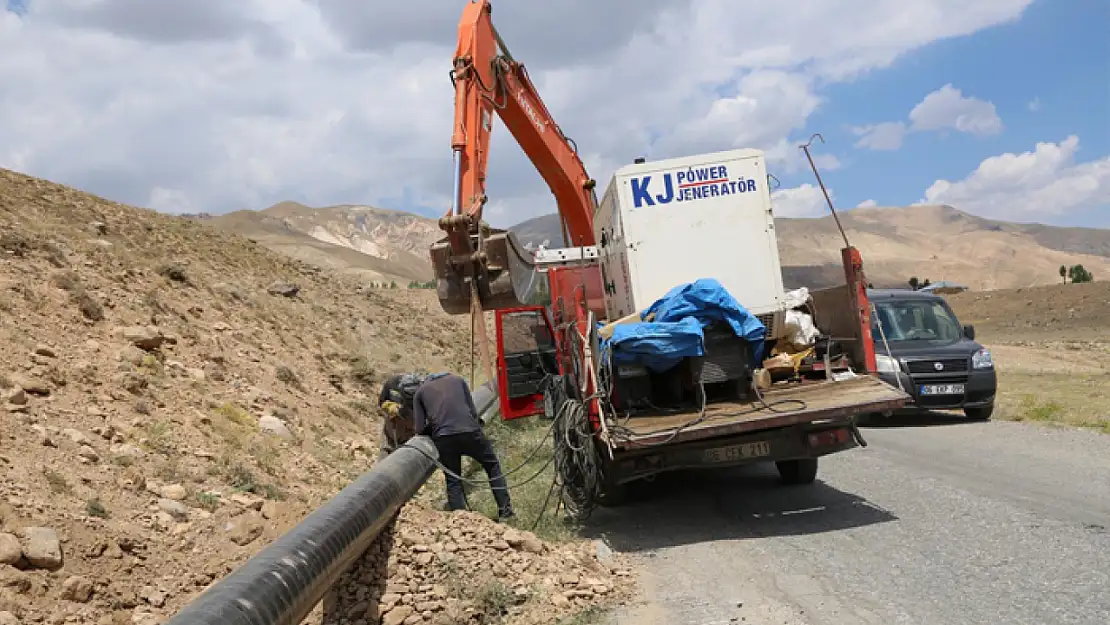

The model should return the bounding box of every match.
[195,201,440,284]
[194,202,1110,292]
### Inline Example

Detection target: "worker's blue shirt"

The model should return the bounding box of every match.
[412,373,481,438]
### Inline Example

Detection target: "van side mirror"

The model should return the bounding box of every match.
[963,324,976,341]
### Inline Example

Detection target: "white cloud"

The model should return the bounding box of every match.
[0,0,1035,225]
[920,135,1110,220]
[854,83,1002,151]
[1028,97,1041,112]
[771,184,832,218]
[857,199,878,208]
[852,122,907,151]
[908,84,1003,135]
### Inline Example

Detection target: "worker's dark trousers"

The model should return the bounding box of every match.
[433,430,513,517]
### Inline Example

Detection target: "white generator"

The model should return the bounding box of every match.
[593,148,788,339]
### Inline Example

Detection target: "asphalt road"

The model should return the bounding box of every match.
[588,417,1110,625]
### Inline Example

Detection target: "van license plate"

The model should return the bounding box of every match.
[920,383,965,396]
[702,441,771,464]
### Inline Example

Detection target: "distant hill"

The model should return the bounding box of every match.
[199,199,1110,292]
[202,202,442,283]
[509,204,1110,291]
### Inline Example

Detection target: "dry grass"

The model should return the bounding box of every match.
[555,606,609,625]
[945,284,1110,435]
[995,372,1110,434]
[412,409,580,544]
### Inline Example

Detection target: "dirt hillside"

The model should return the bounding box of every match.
[510,205,1110,291]
[776,205,1110,290]
[0,168,629,625]
[208,199,1110,294]
[200,202,442,285]
[947,280,1110,341]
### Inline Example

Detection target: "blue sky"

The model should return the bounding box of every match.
[1,0,1106,229]
[784,0,1110,227]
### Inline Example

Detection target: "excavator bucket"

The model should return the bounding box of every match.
[430,226,549,315]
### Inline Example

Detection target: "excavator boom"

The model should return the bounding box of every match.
[432,0,598,317]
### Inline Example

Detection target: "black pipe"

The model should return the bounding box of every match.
[163,436,439,625]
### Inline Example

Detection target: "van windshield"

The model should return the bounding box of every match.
[872,299,963,342]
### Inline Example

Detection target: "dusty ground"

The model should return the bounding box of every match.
[0,168,630,625]
[948,281,1110,433]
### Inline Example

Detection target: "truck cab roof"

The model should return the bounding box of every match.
[867,288,945,302]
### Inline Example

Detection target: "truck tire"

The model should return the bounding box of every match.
[964,404,994,421]
[776,458,818,485]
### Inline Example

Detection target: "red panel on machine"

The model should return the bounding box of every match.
[492,265,605,422]
[494,306,556,420]
[547,264,604,322]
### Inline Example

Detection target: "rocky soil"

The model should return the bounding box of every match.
[320,507,631,625]
[0,168,632,624]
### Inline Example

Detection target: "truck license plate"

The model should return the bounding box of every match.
[702,441,771,464]
[920,383,965,396]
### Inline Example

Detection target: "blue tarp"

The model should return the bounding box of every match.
[600,278,767,373]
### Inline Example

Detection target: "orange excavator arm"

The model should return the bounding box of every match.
[448,0,598,247]
[433,0,599,387]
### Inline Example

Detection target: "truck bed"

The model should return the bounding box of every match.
[604,374,908,450]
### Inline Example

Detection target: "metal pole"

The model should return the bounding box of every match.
[451,149,463,216]
[800,133,850,249]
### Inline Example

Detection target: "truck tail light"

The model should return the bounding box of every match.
[807,428,850,448]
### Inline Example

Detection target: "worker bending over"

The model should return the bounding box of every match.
[377,372,422,459]
[412,372,514,520]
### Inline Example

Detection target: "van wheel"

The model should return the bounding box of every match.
[965,404,994,421]
[776,458,818,485]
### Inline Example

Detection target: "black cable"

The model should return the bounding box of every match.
[551,397,601,521]
[531,473,560,532]
[605,374,809,449]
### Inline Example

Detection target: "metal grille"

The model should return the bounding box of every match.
[697,327,752,384]
[905,358,969,374]
[756,312,776,338]
[910,374,969,385]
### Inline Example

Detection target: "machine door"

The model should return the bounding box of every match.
[495,307,558,420]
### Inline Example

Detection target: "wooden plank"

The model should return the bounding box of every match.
[608,375,909,449]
